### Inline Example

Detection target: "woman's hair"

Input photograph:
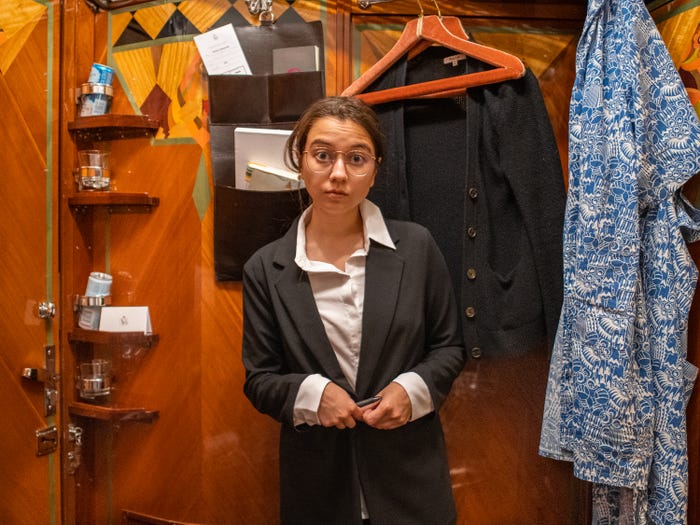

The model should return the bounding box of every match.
[284,96,384,173]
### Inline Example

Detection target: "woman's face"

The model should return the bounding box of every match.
[299,116,377,218]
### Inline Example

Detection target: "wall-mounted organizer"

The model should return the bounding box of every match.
[66,113,160,424]
[209,19,325,281]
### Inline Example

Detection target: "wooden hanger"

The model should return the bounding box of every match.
[409,16,478,99]
[341,15,525,105]
[407,14,470,59]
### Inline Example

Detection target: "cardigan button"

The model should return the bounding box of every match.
[467,226,477,238]
[468,187,479,199]
[470,347,482,359]
[466,268,477,280]
[465,307,476,318]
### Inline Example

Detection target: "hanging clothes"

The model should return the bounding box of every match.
[539,0,700,524]
[356,46,573,521]
[353,41,573,522]
[366,46,566,358]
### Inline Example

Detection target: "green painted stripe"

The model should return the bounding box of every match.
[39,0,57,521]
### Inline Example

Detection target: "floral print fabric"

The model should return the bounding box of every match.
[539,0,700,523]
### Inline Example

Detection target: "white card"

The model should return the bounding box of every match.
[98,306,152,335]
[194,24,251,75]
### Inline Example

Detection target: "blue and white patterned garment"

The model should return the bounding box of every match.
[539,0,700,523]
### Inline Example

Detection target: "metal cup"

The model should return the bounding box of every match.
[78,359,112,399]
[78,272,112,330]
[77,149,110,191]
[84,272,112,296]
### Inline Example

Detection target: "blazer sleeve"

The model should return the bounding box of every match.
[241,247,307,427]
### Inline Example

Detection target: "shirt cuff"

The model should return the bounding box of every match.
[393,372,434,421]
[293,374,331,426]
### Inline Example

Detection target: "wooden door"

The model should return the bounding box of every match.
[0,1,61,523]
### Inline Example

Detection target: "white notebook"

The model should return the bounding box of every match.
[233,127,294,190]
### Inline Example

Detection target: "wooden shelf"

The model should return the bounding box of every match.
[69,327,159,347]
[69,401,159,423]
[68,114,159,147]
[67,191,159,212]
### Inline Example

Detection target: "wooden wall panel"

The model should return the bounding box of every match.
[0,1,61,523]
[56,1,700,524]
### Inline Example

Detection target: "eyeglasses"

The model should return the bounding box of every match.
[302,148,377,178]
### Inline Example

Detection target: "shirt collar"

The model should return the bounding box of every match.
[294,199,395,269]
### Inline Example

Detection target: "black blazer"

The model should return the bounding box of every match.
[242,217,466,525]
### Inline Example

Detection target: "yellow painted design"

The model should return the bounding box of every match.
[111,11,134,47]
[157,41,198,104]
[109,0,326,148]
[166,48,209,144]
[113,46,157,108]
[178,0,232,33]
[133,2,177,40]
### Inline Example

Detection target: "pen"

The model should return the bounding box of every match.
[356,395,382,407]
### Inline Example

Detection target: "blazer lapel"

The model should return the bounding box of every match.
[355,239,405,397]
[272,226,351,391]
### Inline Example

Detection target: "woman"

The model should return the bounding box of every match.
[241,96,465,525]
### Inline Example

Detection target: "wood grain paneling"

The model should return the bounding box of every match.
[0,2,61,523]
[52,1,700,524]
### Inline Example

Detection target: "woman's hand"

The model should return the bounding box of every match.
[318,382,363,429]
[361,382,412,430]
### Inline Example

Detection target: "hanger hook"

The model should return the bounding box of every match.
[431,0,442,17]
[415,0,424,17]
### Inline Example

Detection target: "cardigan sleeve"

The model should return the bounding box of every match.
[482,70,566,350]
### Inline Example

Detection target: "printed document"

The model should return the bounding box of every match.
[194,24,251,75]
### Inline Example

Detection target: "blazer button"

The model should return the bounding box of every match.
[466,268,477,280]
[467,226,477,239]
[470,347,482,359]
[465,306,476,318]
[468,187,479,199]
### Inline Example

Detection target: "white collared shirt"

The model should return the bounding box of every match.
[292,199,434,426]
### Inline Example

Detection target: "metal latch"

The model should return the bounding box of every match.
[67,424,83,474]
[21,345,58,416]
[36,426,58,456]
